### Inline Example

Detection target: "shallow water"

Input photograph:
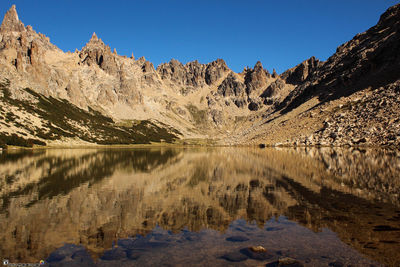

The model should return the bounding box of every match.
[0,147,399,266]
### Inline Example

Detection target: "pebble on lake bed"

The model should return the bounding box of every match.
[249,246,267,253]
[279,257,304,266]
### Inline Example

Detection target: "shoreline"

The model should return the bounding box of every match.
[1,142,399,151]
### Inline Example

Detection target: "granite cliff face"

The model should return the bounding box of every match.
[0,4,400,146]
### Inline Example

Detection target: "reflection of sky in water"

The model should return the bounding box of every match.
[0,147,399,266]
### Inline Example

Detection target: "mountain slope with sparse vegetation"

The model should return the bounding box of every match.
[0,79,181,148]
[0,4,399,147]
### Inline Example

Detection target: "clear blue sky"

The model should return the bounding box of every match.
[0,0,398,73]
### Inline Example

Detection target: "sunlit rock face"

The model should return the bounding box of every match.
[1,4,400,145]
[0,147,399,265]
[0,5,259,140]
[156,58,230,89]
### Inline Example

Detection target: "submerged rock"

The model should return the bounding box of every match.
[100,247,126,261]
[226,235,250,242]
[279,257,304,266]
[240,247,273,260]
[220,251,248,262]
[266,257,305,267]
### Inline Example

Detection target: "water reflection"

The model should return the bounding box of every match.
[0,147,399,266]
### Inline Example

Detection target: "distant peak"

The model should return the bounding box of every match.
[9,5,18,20]
[215,58,226,65]
[0,5,25,32]
[169,58,182,65]
[208,58,228,69]
[82,32,107,50]
[254,61,263,71]
[90,32,98,42]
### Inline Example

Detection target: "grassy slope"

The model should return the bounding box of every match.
[0,80,181,148]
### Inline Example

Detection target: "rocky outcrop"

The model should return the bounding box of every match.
[217,72,247,108]
[260,78,286,101]
[157,58,229,87]
[0,5,25,33]
[271,69,278,78]
[217,72,245,97]
[185,60,207,86]
[79,33,119,76]
[280,56,320,85]
[156,58,231,97]
[141,60,155,73]
[247,99,261,111]
[0,5,57,71]
[157,59,207,89]
[158,59,189,84]
[244,61,270,95]
[205,58,229,85]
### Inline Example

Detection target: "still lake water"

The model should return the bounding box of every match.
[0,147,399,266]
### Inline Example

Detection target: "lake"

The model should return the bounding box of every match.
[0,147,399,266]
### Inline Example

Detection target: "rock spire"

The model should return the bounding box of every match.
[0,5,25,32]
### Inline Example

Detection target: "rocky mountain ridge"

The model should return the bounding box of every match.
[279,3,400,113]
[0,4,399,147]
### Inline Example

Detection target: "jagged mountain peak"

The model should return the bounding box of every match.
[90,32,98,41]
[280,56,320,85]
[6,5,18,20]
[0,3,399,147]
[0,5,59,71]
[169,58,183,66]
[246,61,271,76]
[243,60,272,95]
[78,32,122,76]
[83,32,108,50]
[185,59,199,66]
[0,5,25,33]
[209,58,228,68]
[254,61,263,70]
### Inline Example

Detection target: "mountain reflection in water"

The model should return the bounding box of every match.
[0,147,399,266]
